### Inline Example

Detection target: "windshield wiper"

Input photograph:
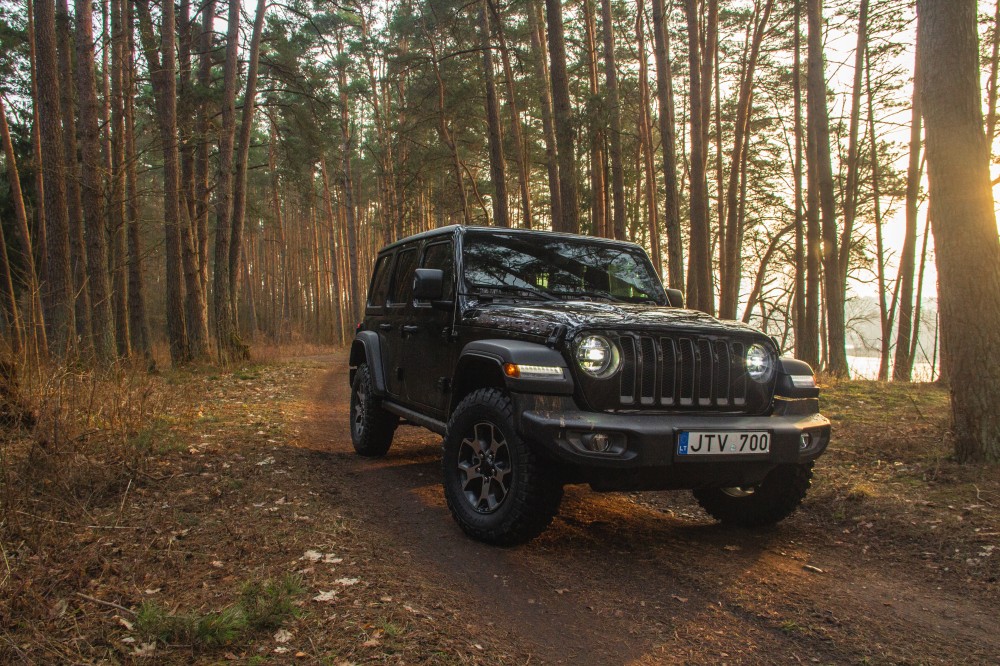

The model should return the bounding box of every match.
[470,283,559,301]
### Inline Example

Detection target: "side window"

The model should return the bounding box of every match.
[389,248,419,305]
[420,241,454,300]
[367,254,392,307]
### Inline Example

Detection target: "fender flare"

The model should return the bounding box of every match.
[350,331,387,394]
[456,340,574,396]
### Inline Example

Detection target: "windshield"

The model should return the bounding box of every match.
[462,232,667,305]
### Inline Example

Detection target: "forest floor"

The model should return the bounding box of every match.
[1,347,999,664]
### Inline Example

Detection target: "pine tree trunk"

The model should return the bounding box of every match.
[582,0,607,238]
[123,0,150,361]
[75,0,117,363]
[213,0,246,362]
[636,4,661,277]
[683,0,713,314]
[917,0,1000,463]
[0,100,23,355]
[599,0,625,240]
[0,93,46,356]
[229,0,266,314]
[807,0,848,376]
[488,0,532,229]
[894,40,923,382]
[478,0,509,227]
[837,0,869,283]
[109,0,129,356]
[33,0,76,358]
[55,0,92,349]
[720,0,773,320]
[336,34,362,325]
[651,0,683,291]
[136,0,188,363]
[527,0,561,228]
[194,0,215,299]
[544,0,580,234]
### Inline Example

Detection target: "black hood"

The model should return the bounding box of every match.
[461,300,766,340]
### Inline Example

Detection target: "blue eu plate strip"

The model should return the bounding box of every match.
[678,431,689,455]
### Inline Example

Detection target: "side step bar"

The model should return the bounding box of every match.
[381,401,447,436]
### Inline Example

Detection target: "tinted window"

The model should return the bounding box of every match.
[463,233,666,304]
[367,254,392,306]
[420,242,455,299]
[389,248,419,305]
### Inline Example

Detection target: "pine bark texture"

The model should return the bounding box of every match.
[33,0,76,357]
[807,0,848,376]
[917,0,1000,463]
[75,0,117,363]
[545,0,580,234]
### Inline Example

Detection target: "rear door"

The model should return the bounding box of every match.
[381,245,419,399]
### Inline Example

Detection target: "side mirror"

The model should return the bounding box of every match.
[413,268,444,301]
[666,288,684,308]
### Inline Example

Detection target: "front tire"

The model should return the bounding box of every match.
[443,389,563,546]
[350,363,398,457]
[693,462,814,527]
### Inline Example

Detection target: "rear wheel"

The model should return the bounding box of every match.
[693,462,813,527]
[350,363,398,457]
[443,388,563,546]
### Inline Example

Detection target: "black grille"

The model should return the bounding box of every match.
[617,334,755,412]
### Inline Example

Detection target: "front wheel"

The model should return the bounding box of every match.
[693,462,814,527]
[350,363,398,457]
[442,388,563,546]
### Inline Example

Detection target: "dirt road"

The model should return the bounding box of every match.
[298,352,998,665]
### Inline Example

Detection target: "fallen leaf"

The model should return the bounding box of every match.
[803,564,824,574]
[133,642,156,657]
[723,545,741,552]
[274,629,293,643]
[671,595,689,603]
[335,577,359,586]
[313,590,338,602]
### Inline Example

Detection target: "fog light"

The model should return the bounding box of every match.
[582,433,612,452]
[800,433,812,450]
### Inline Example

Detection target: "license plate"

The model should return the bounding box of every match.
[677,431,770,456]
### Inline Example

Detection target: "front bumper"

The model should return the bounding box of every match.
[512,393,831,490]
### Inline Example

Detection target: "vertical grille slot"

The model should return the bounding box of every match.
[659,337,676,406]
[619,336,636,404]
[639,336,657,405]
[730,342,747,406]
[697,339,714,406]
[678,338,695,406]
[714,340,731,406]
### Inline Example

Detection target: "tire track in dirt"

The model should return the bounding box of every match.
[298,352,999,664]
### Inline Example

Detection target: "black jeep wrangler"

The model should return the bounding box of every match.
[349,226,830,545]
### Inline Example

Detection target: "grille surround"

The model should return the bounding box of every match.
[573,331,774,415]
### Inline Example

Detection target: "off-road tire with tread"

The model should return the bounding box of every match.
[350,363,398,457]
[693,462,813,527]
[443,388,563,546]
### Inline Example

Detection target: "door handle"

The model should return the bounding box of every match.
[378,323,393,332]
[401,325,420,335]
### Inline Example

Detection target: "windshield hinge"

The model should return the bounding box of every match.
[546,324,567,349]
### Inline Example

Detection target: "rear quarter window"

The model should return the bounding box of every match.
[367,254,393,307]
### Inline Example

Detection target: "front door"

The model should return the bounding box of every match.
[402,239,457,417]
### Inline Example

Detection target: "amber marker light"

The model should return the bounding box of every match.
[503,363,564,379]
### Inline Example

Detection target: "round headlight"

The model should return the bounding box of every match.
[746,343,774,383]
[575,335,620,378]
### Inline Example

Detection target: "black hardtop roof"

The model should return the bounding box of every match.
[376,224,647,254]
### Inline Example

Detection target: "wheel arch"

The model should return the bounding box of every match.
[350,331,387,394]
[449,340,574,416]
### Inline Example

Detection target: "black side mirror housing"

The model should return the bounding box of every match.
[413,268,445,301]
[666,288,684,308]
